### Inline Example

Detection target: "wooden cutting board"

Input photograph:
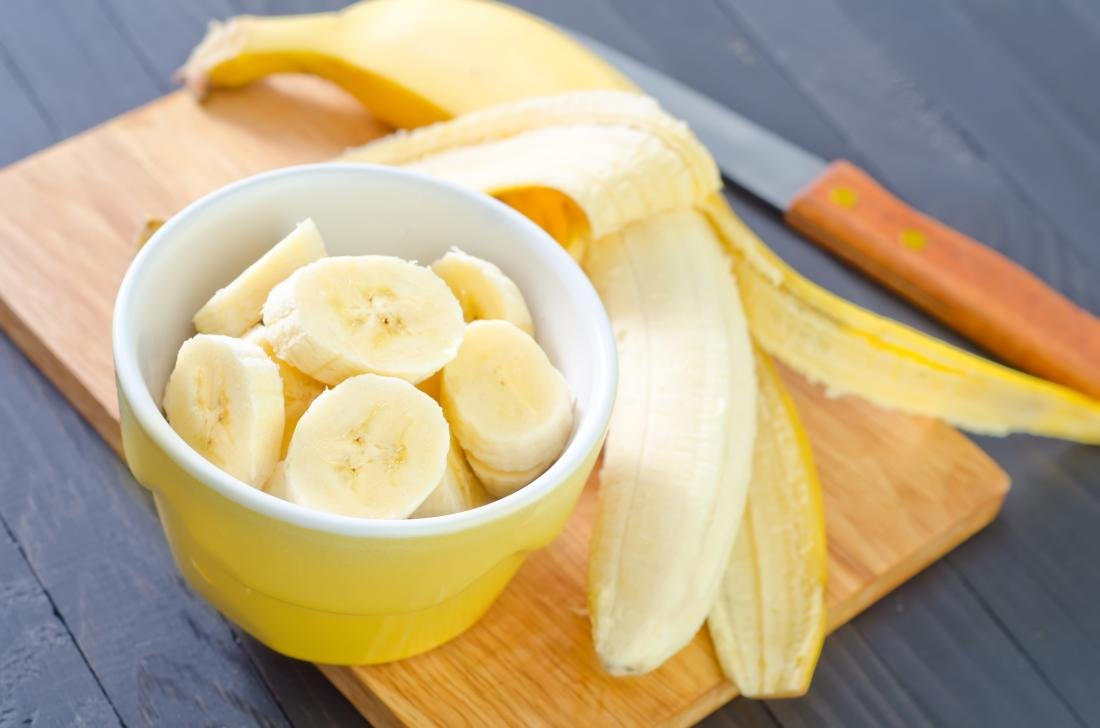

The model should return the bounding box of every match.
[0,76,1008,726]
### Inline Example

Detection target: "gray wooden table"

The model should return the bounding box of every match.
[2,1,1098,725]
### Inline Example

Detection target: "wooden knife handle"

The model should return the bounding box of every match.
[786,160,1100,400]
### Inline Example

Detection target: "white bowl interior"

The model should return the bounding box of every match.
[114,163,615,536]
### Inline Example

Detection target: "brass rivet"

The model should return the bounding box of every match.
[828,186,858,208]
[899,228,926,251]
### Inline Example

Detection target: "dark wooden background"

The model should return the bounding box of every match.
[2,1,1098,725]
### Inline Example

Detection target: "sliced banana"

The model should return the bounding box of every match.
[413,436,492,517]
[465,450,550,498]
[194,218,327,336]
[431,248,535,335]
[263,461,289,500]
[263,255,465,386]
[283,373,450,519]
[162,334,284,487]
[441,320,573,474]
[244,325,326,456]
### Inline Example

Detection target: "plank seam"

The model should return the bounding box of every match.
[944,557,1090,728]
[712,0,1100,294]
[96,0,173,94]
[0,42,60,140]
[0,511,125,727]
[833,623,938,728]
[228,627,300,728]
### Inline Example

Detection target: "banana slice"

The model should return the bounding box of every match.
[465,450,549,498]
[262,255,465,386]
[194,218,327,336]
[441,320,573,474]
[162,334,284,487]
[413,436,492,517]
[431,248,535,335]
[244,325,326,456]
[263,461,289,500]
[283,373,450,519]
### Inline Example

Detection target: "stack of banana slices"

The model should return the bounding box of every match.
[183,0,1100,699]
[163,219,574,520]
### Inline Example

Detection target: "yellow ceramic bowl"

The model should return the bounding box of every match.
[113,164,616,665]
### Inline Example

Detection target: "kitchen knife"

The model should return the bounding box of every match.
[578,34,1100,400]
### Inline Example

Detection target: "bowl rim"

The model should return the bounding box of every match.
[113,162,617,539]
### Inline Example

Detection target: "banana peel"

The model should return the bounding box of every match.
[708,349,827,698]
[179,0,633,129]
[345,91,719,259]
[703,196,1100,444]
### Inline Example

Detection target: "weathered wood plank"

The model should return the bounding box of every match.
[0,523,121,727]
[948,0,1100,150]
[0,48,58,165]
[0,1,161,137]
[0,333,290,726]
[828,0,1100,273]
[720,0,1098,315]
[763,625,933,728]
[239,636,369,727]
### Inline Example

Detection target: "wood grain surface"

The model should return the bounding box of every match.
[1,1,1098,726]
[0,61,1009,726]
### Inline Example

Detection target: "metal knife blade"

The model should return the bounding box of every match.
[574,33,826,210]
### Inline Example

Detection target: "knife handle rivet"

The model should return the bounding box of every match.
[828,186,858,208]
[899,228,927,251]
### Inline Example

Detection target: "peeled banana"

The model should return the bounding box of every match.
[244,325,326,456]
[583,210,756,675]
[194,218,326,337]
[179,0,633,129]
[440,320,573,497]
[431,248,534,335]
[163,333,285,487]
[708,350,827,698]
[283,373,450,518]
[263,255,465,386]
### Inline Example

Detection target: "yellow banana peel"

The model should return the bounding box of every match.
[345,91,719,248]
[179,0,633,129]
[708,349,827,698]
[703,196,1100,444]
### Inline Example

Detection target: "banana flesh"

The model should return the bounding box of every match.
[244,325,326,456]
[583,210,756,675]
[264,460,289,499]
[703,197,1100,444]
[708,350,827,698]
[284,373,450,518]
[162,333,285,487]
[179,0,633,129]
[431,248,534,335]
[263,255,465,386]
[440,320,573,496]
[413,435,492,518]
[194,218,326,336]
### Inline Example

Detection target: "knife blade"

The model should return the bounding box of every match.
[577,33,1100,400]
